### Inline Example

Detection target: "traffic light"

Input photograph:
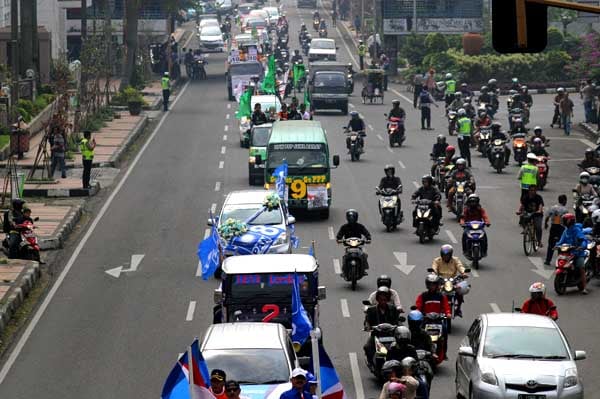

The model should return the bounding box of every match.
[492,0,547,53]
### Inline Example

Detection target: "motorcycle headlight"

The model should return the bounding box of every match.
[480,367,498,386]
[471,223,481,230]
[248,156,256,164]
[564,368,579,388]
[457,186,464,193]
[423,210,430,218]
[444,281,453,291]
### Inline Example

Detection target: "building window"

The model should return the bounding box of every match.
[66,8,82,20]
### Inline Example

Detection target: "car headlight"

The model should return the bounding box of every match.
[480,367,498,386]
[564,367,579,388]
[274,233,287,245]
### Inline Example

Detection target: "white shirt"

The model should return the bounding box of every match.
[368,288,403,310]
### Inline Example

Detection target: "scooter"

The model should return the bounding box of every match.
[340,237,369,290]
[344,127,365,162]
[573,192,596,225]
[477,126,491,156]
[536,155,549,190]
[553,244,592,295]
[363,321,397,381]
[489,138,507,173]
[2,217,41,262]
[415,349,434,392]
[422,312,447,366]
[451,180,470,220]
[191,58,207,80]
[512,133,528,166]
[447,110,457,136]
[385,114,405,147]
[413,199,439,244]
[462,220,487,269]
[376,186,403,232]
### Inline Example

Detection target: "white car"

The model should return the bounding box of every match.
[308,38,337,62]
[217,0,233,13]
[249,9,269,21]
[199,25,224,52]
[262,6,280,25]
[198,17,220,29]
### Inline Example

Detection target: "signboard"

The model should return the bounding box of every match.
[384,18,409,34]
[417,18,484,33]
[577,0,600,20]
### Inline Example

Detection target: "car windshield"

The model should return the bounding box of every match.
[252,127,271,146]
[268,149,328,170]
[264,8,279,17]
[238,4,254,14]
[313,73,346,93]
[202,26,222,36]
[311,40,335,50]
[221,205,283,225]
[204,349,290,384]
[483,326,569,359]
[230,63,263,76]
[247,19,266,27]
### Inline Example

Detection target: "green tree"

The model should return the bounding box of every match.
[547,27,564,49]
[425,33,449,54]
[399,34,427,67]
[121,0,142,89]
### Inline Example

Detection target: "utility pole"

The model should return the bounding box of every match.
[10,0,19,122]
[361,0,365,40]
[19,0,33,77]
[32,0,39,81]
[80,0,88,107]
[412,0,417,33]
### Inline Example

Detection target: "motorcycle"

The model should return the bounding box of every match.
[553,244,592,295]
[363,321,397,381]
[385,114,405,147]
[536,155,549,190]
[191,59,207,80]
[462,220,487,269]
[429,269,470,333]
[489,138,507,173]
[451,180,470,220]
[422,312,447,365]
[347,69,354,94]
[447,110,457,136]
[2,217,41,262]
[375,186,403,232]
[477,126,491,156]
[318,27,328,38]
[512,133,528,166]
[301,36,311,55]
[344,127,365,162]
[413,199,439,244]
[341,237,369,290]
[573,192,596,225]
[431,156,446,190]
[415,349,434,392]
[433,81,446,101]
[508,107,521,131]
[313,17,320,30]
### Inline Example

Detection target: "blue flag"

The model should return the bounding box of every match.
[161,352,190,399]
[197,221,222,281]
[289,222,299,249]
[308,242,314,257]
[292,272,313,346]
[272,161,288,201]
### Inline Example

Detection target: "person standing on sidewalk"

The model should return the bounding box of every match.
[413,73,423,108]
[50,126,67,179]
[80,130,96,189]
[417,89,438,130]
[358,40,366,70]
[162,71,171,112]
[354,15,361,35]
[544,194,568,265]
[559,92,574,135]
[581,79,595,123]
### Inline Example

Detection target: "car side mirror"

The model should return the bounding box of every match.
[207,218,215,226]
[458,346,475,357]
[333,155,340,167]
[255,154,262,165]
[362,299,371,306]
[287,216,296,225]
[214,289,223,304]
[318,285,327,300]
[574,350,586,360]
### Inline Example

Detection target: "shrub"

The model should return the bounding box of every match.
[399,33,427,67]
[425,33,449,54]
[547,27,564,49]
[17,107,31,122]
[17,99,34,116]
[422,52,456,74]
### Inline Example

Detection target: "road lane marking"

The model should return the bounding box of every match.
[214,181,221,191]
[398,160,406,169]
[333,258,341,274]
[224,125,229,131]
[0,80,194,384]
[221,146,226,154]
[349,103,355,108]
[219,161,224,169]
[328,226,335,240]
[377,134,384,141]
[340,299,350,318]
[391,88,413,106]
[227,103,231,109]
[204,228,211,239]
[490,303,501,313]
[528,256,554,279]
[368,124,374,131]
[412,181,420,188]
[211,203,217,214]
[223,134,228,141]
[186,301,197,321]
[446,230,458,244]
[196,261,202,277]
[349,353,365,399]
[579,138,596,148]
[387,147,394,153]
[226,114,230,119]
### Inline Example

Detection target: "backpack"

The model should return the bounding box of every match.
[419,90,431,104]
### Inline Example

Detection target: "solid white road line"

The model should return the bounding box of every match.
[490,303,501,313]
[210,203,217,214]
[333,258,341,275]
[328,226,335,240]
[224,125,229,131]
[377,134,384,141]
[398,160,406,169]
[204,228,211,239]
[391,88,413,106]
[349,352,366,399]
[223,134,228,141]
[214,181,221,191]
[186,301,197,321]
[0,81,193,384]
[196,261,202,277]
[226,114,230,119]
[412,181,420,188]
[446,230,458,244]
[340,299,350,318]
[579,138,596,148]
[219,161,224,169]
[221,146,226,154]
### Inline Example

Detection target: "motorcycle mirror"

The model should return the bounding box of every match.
[34,217,39,221]
[332,154,340,167]
[513,307,522,312]
[362,299,371,306]
[207,218,215,226]
[464,268,471,273]
[384,113,388,117]
[410,305,418,310]
[427,268,434,273]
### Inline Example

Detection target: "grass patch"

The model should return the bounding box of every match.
[0,135,10,150]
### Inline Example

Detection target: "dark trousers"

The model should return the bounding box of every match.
[551,105,562,127]
[546,224,565,264]
[50,154,66,178]
[359,55,364,70]
[421,107,431,129]
[162,89,170,111]
[82,159,93,189]
[413,84,423,108]
[457,136,472,166]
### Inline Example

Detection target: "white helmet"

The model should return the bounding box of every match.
[580,171,591,183]
[527,153,538,162]
[455,280,471,295]
[445,73,453,79]
[528,281,546,295]
[557,87,565,93]
[592,209,600,225]
[458,108,466,116]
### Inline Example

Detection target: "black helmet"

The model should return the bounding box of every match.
[294,49,300,54]
[437,135,446,144]
[480,85,488,92]
[384,164,395,176]
[585,148,595,158]
[377,274,392,288]
[421,175,433,185]
[345,209,358,223]
[11,198,25,211]
[491,121,502,131]
[394,326,411,344]
[425,273,440,288]
[382,360,402,377]
[440,244,454,258]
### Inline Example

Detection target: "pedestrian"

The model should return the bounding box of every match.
[162,71,171,112]
[544,194,568,265]
[413,73,424,108]
[331,9,337,27]
[224,380,251,399]
[581,79,595,123]
[280,368,311,399]
[79,130,96,189]
[209,369,227,399]
[380,53,390,91]
[357,40,366,70]
[551,88,564,128]
[424,68,435,94]
[354,15,361,35]
[417,89,438,130]
[559,92,574,135]
[50,126,67,179]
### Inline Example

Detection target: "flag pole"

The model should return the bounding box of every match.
[311,301,322,399]
[188,344,195,397]
[311,240,316,258]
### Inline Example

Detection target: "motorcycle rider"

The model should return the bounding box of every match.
[551,88,565,128]
[4,199,26,259]
[406,310,433,353]
[578,148,600,169]
[336,209,371,277]
[544,194,568,265]
[456,109,473,167]
[396,357,421,399]
[518,153,539,199]
[291,49,303,64]
[346,111,366,153]
[443,73,456,107]
[369,274,403,311]
[511,117,528,135]
[184,48,194,77]
[474,107,492,147]
[459,82,473,98]
[364,287,400,365]
[415,274,451,358]
[386,326,419,366]
[411,175,442,231]
[378,165,403,223]
[478,85,491,105]
[520,85,533,109]
[447,158,476,211]
[530,137,550,157]
[388,99,406,119]
[462,98,476,119]
[448,92,463,112]
[319,19,327,31]
[431,244,468,317]
[556,213,589,294]
[487,78,499,94]
[517,185,545,247]
[488,122,511,166]
[573,171,599,223]
[530,126,548,145]
[520,282,559,320]
[430,136,449,176]
[510,77,521,92]
[460,194,491,258]
[379,361,404,399]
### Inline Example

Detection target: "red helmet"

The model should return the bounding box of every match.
[562,213,576,227]
[445,145,456,156]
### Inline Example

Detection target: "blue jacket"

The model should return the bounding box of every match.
[556,223,588,257]
[280,388,312,399]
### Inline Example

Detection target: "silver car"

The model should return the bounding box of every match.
[456,313,586,399]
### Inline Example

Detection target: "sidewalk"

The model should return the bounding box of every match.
[0,259,40,334]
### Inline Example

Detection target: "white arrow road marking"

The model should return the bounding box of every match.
[340,299,350,318]
[393,251,415,275]
[349,103,355,108]
[368,124,374,131]
[398,160,406,169]
[387,147,394,153]
[490,303,501,313]
[224,125,229,132]
[528,256,554,279]
[105,254,145,278]
[579,138,596,148]
[227,103,231,109]
[333,258,341,274]
[328,226,335,240]
[349,353,365,399]
[186,301,197,321]
[446,230,458,244]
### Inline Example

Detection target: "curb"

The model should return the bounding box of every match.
[108,115,149,167]
[23,181,100,198]
[38,204,83,250]
[0,260,40,335]
[579,122,600,141]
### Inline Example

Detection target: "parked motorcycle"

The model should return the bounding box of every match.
[413,199,439,244]
[363,321,397,381]
[512,133,528,166]
[553,244,592,295]
[340,237,369,290]
[489,138,507,173]
[2,217,41,262]
[536,155,549,190]
[385,114,405,147]
[462,220,487,269]
[344,127,365,162]
[477,126,491,156]
[376,186,403,232]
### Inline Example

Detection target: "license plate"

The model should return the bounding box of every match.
[518,395,545,399]
[325,99,336,104]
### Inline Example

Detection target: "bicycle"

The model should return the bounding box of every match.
[521,212,539,256]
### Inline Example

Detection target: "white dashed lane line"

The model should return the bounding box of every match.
[340,299,350,318]
[221,146,226,154]
[227,103,231,109]
[214,181,221,191]
[446,230,458,244]
[349,353,365,399]
[210,203,217,214]
[223,134,228,141]
[328,226,335,240]
[224,125,229,132]
[368,124,374,131]
[333,258,341,274]
[226,114,230,119]
[376,134,384,141]
[398,160,406,169]
[387,147,393,153]
[219,161,224,169]
[185,301,197,321]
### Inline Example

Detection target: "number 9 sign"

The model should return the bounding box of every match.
[290,179,307,199]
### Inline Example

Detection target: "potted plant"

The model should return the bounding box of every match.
[123,86,144,115]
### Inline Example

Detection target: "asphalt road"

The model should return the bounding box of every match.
[0,1,597,398]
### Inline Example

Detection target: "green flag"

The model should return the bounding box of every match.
[303,88,310,109]
[235,87,253,119]
[261,55,276,94]
[293,63,306,87]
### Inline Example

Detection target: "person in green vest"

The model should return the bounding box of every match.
[444,72,456,107]
[518,153,539,199]
[80,130,96,189]
[161,71,170,111]
[358,40,367,70]
[456,108,472,167]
